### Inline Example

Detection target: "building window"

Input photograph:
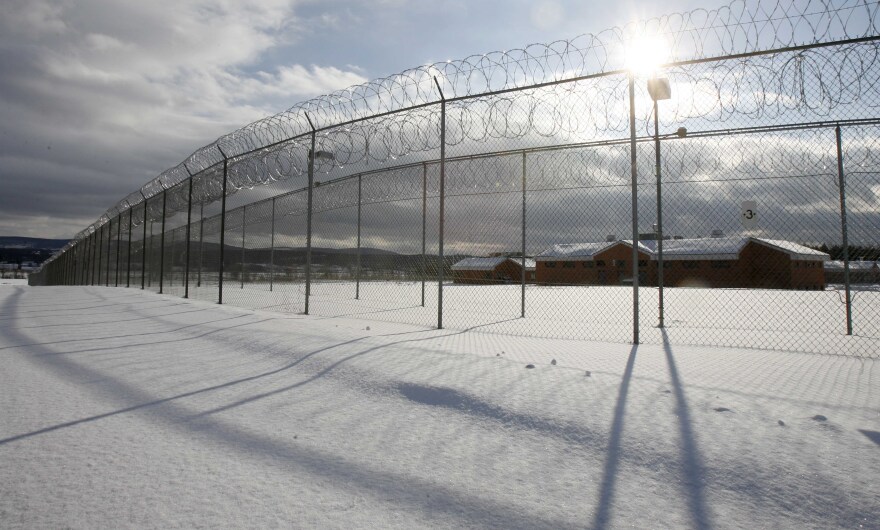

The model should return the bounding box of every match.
[638,260,647,268]
[545,261,556,268]
[562,261,575,268]
[485,272,491,279]
[711,261,732,269]
[583,261,594,268]
[614,259,626,269]
[596,260,606,268]
[682,261,700,269]
[794,261,800,268]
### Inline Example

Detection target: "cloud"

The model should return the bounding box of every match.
[0,0,367,238]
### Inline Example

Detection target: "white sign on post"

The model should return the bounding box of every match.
[741,200,757,230]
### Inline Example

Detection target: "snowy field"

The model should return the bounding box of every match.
[1,283,878,528]
[161,278,880,357]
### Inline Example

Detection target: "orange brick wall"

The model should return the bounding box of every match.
[536,245,652,285]
[535,242,826,289]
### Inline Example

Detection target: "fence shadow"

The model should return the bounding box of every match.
[592,344,638,529]
[661,328,712,530]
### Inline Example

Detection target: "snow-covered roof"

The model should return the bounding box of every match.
[536,237,831,262]
[646,237,747,261]
[618,240,661,255]
[535,242,616,260]
[751,238,830,260]
[451,257,536,271]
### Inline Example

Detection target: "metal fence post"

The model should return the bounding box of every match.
[421,162,427,307]
[356,173,362,300]
[92,228,97,286]
[98,224,104,286]
[628,73,640,345]
[836,126,853,335]
[304,114,316,315]
[127,207,133,288]
[269,197,275,292]
[141,194,148,290]
[654,99,665,329]
[521,151,527,318]
[85,238,90,285]
[75,243,81,285]
[434,77,446,329]
[88,228,95,286]
[96,226,102,286]
[104,221,110,286]
[184,166,194,298]
[92,230,98,286]
[240,205,246,289]
[84,238,89,285]
[106,221,112,286]
[86,230,98,285]
[148,221,153,287]
[198,200,204,288]
[169,229,176,287]
[115,214,121,286]
[159,188,167,294]
[218,149,229,304]
[102,220,110,287]
[106,219,112,286]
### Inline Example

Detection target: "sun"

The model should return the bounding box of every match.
[625,35,670,77]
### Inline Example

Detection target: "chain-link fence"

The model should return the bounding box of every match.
[32,0,880,357]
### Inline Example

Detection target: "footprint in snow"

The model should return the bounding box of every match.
[809,414,841,433]
[714,407,733,413]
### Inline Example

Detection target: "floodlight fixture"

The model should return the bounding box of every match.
[647,77,672,101]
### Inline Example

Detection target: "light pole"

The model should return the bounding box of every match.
[647,76,671,328]
[303,135,334,315]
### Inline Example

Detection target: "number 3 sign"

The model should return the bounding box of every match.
[741,200,757,230]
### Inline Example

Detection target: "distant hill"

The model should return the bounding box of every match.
[0,237,69,250]
[0,237,69,266]
[273,246,400,256]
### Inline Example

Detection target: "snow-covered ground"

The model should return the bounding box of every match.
[1,284,878,528]
[165,279,880,357]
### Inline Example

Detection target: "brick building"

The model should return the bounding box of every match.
[534,241,653,285]
[451,256,536,284]
[534,237,828,290]
[825,260,880,285]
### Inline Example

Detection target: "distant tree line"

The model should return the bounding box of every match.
[807,244,880,261]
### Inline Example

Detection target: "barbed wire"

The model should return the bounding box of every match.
[58,0,880,242]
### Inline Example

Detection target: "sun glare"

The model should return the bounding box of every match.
[625,35,670,77]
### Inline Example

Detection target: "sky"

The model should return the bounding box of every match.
[0,0,715,239]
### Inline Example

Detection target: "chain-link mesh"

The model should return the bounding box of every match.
[32,0,880,358]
